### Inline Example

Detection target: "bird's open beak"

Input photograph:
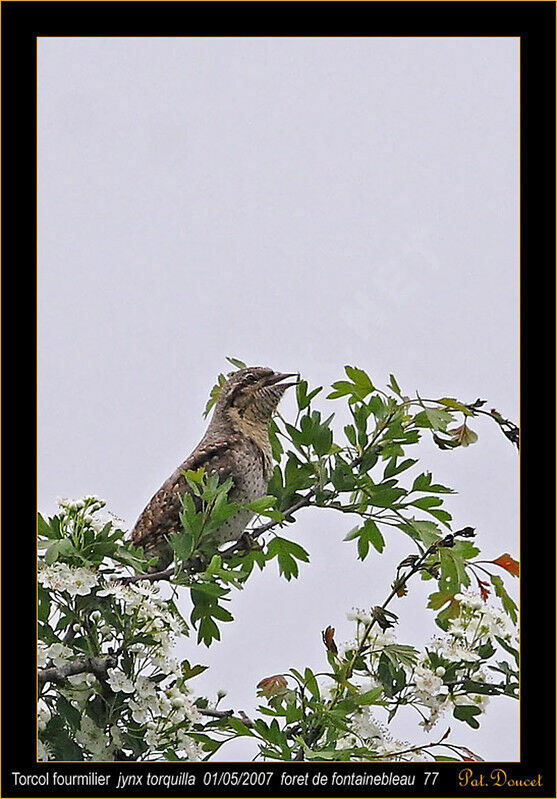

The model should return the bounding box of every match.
[266,372,298,388]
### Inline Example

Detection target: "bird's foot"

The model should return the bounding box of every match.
[186,553,209,573]
[237,532,262,552]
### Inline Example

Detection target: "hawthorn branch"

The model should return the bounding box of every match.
[220,492,316,557]
[199,707,303,745]
[199,707,255,728]
[38,654,117,687]
[119,440,385,586]
[293,532,459,760]
[120,567,174,586]
[119,491,319,585]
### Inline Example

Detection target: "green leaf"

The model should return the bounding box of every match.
[327,380,355,399]
[44,716,84,760]
[331,458,357,492]
[440,548,469,594]
[203,373,227,418]
[452,540,480,561]
[344,526,360,542]
[171,530,195,562]
[388,374,401,395]
[411,472,454,494]
[344,366,375,394]
[226,356,247,369]
[413,408,453,432]
[428,590,457,611]
[438,397,474,416]
[368,486,406,507]
[198,617,221,647]
[477,640,496,659]
[313,424,333,456]
[461,679,501,695]
[405,519,442,546]
[191,583,228,600]
[410,496,443,510]
[226,716,254,736]
[38,586,51,622]
[384,457,417,479]
[296,381,322,410]
[57,696,81,730]
[268,419,283,462]
[427,507,452,527]
[362,519,385,554]
[38,513,59,539]
[344,424,357,447]
[180,660,209,680]
[495,635,519,665]
[453,704,482,729]
[381,644,419,668]
[491,575,518,624]
[45,539,78,565]
[210,604,234,622]
[209,491,239,525]
[267,537,309,580]
[354,686,383,706]
[357,535,369,560]
[304,668,320,699]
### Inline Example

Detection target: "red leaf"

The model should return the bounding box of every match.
[448,423,478,447]
[492,553,519,577]
[476,577,490,601]
[322,625,338,654]
[256,674,288,696]
[460,746,484,762]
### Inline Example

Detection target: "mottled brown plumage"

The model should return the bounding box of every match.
[132,367,295,570]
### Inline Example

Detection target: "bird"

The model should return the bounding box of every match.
[131,367,297,571]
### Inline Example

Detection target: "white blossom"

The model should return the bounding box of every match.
[65,568,98,597]
[455,590,484,610]
[175,731,203,761]
[106,668,134,694]
[414,665,443,698]
[418,698,448,732]
[447,617,468,638]
[37,739,52,761]
[346,607,372,625]
[38,563,97,597]
[129,699,150,725]
[38,645,48,668]
[46,642,73,667]
[482,606,511,639]
[38,705,51,731]
[76,716,105,753]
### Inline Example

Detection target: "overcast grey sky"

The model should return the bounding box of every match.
[38,37,519,760]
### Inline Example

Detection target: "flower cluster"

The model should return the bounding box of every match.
[39,563,98,596]
[38,497,205,762]
[329,591,518,751]
[38,478,519,763]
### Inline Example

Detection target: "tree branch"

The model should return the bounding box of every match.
[119,490,319,585]
[199,707,255,728]
[38,655,117,687]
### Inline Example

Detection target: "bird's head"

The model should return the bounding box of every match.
[215,367,297,424]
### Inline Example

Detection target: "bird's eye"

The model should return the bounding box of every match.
[244,374,258,385]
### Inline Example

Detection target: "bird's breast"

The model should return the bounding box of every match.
[227,410,274,480]
[208,438,268,546]
[229,442,269,502]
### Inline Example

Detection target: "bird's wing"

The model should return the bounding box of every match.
[131,440,231,549]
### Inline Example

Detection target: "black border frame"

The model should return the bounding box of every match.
[1,2,555,797]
